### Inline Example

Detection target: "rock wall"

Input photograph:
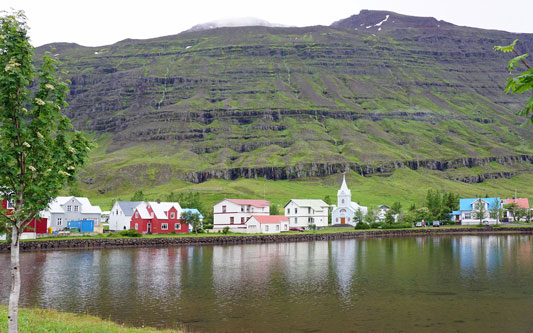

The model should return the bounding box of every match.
[2,227,533,252]
[183,154,533,183]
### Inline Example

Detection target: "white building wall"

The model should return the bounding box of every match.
[285,201,328,229]
[108,202,135,231]
[214,200,269,230]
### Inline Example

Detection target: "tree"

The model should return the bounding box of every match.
[353,208,364,225]
[504,202,520,222]
[130,190,145,201]
[181,210,202,234]
[364,206,377,224]
[384,210,395,225]
[473,200,487,225]
[390,202,402,215]
[488,199,502,222]
[323,195,333,225]
[514,208,528,223]
[0,11,92,332]
[270,204,280,215]
[494,40,532,123]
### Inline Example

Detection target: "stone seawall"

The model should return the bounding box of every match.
[2,227,533,252]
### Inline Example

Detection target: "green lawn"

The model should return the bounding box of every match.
[0,306,181,332]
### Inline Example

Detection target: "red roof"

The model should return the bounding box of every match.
[225,199,270,208]
[502,198,530,209]
[250,215,288,224]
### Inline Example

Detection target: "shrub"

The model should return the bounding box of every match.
[309,224,317,231]
[370,222,384,229]
[355,222,370,230]
[119,229,142,237]
[105,232,119,238]
[170,231,176,235]
[381,223,412,229]
[222,226,230,235]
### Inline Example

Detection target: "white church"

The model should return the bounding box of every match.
[331,174,368,226]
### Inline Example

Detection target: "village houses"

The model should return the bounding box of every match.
[41,196,102,231]
[501,198,530,222]
[245,215,289,233]
[285,199,330,229]
[454,197,501,225]
[108,201,143,231]
[213,199,270,231]
[130,201,187,234]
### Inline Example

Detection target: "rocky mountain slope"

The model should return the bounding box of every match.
[35,10,533,196]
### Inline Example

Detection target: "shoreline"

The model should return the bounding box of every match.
[2,227,533,252]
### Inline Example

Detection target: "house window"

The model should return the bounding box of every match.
[265,225,269,231]
[241,217,245,223]
[57,218,62,226]
[170,212,175,219]
[135,223,138,230]
[348,217,351,221]
[161,223,168,230]
[276,225,280,231]
[295,208,298,214]
[308,208,311,214]
[464,213,471,219]
[6,201,13,209]
[175,223,181,230]
[284,224,288,230]
[342,199,345,204]
[74,206,79,212]
[222,205,227,213]
[287,208,290,214]
[67,205,72,212]
[336,218,338,222]
[230,217,234,224]
[135,212,139,218]
[241,207,244,212]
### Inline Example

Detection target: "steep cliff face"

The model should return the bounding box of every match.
[35,10,533,193]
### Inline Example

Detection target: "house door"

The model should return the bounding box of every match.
[341,218,346,224]
[147,223,152,233]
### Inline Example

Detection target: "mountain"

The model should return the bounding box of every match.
[34,10,533,204]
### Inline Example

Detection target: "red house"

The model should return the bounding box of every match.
[130,201,188,234]
[2,199,48,234]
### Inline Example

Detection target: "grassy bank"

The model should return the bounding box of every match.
[0,306,180,332]
[24,224,533,242]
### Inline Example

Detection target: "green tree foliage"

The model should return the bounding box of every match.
[353,208,364,225]
[473,201,488,224]
[323,195,332,205]
[181,210,202,234]
[270,204,280,215]
[384,210,395,225]
[0,10,92,332]
[390,202,402,215]
[130,190,145,201]
[504,202,520,222]
[494,39,532,123]
[489,198,502,221]
[364,206,377,224]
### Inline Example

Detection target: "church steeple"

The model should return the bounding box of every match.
[337,174,351,207]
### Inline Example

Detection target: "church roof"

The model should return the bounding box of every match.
[338,174,351,196]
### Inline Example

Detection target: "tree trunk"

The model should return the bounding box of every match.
[8,226,20,333]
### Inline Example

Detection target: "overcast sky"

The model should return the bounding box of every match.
[3,0,533,47]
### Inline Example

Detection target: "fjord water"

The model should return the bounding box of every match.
[1,235,533,332]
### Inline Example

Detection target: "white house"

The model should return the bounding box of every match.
[245,215,289,234]
[213,199,270,231]
[41,196,102,231]
[285,199,329,229]
[108,201,143,231]
[458,197,501,225]
[331,175,367,226]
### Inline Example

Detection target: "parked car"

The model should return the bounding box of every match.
[415,222,423,227]
[432,221,440,227]
[289,227,305,232]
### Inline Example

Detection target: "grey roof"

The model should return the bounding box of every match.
[285,199,329,211]
[117,201,143,216]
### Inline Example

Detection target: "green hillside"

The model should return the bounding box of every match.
[34,10,533,206]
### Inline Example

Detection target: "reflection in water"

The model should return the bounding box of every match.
[1,235,533,332]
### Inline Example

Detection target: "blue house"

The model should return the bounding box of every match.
[457,198,501,225]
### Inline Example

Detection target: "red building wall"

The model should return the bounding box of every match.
[2,200,48,234]
[130,205,188,234]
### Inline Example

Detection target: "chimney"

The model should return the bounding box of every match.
[156,199,161,204]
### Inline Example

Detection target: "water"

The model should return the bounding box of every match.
[2,235,533,332]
